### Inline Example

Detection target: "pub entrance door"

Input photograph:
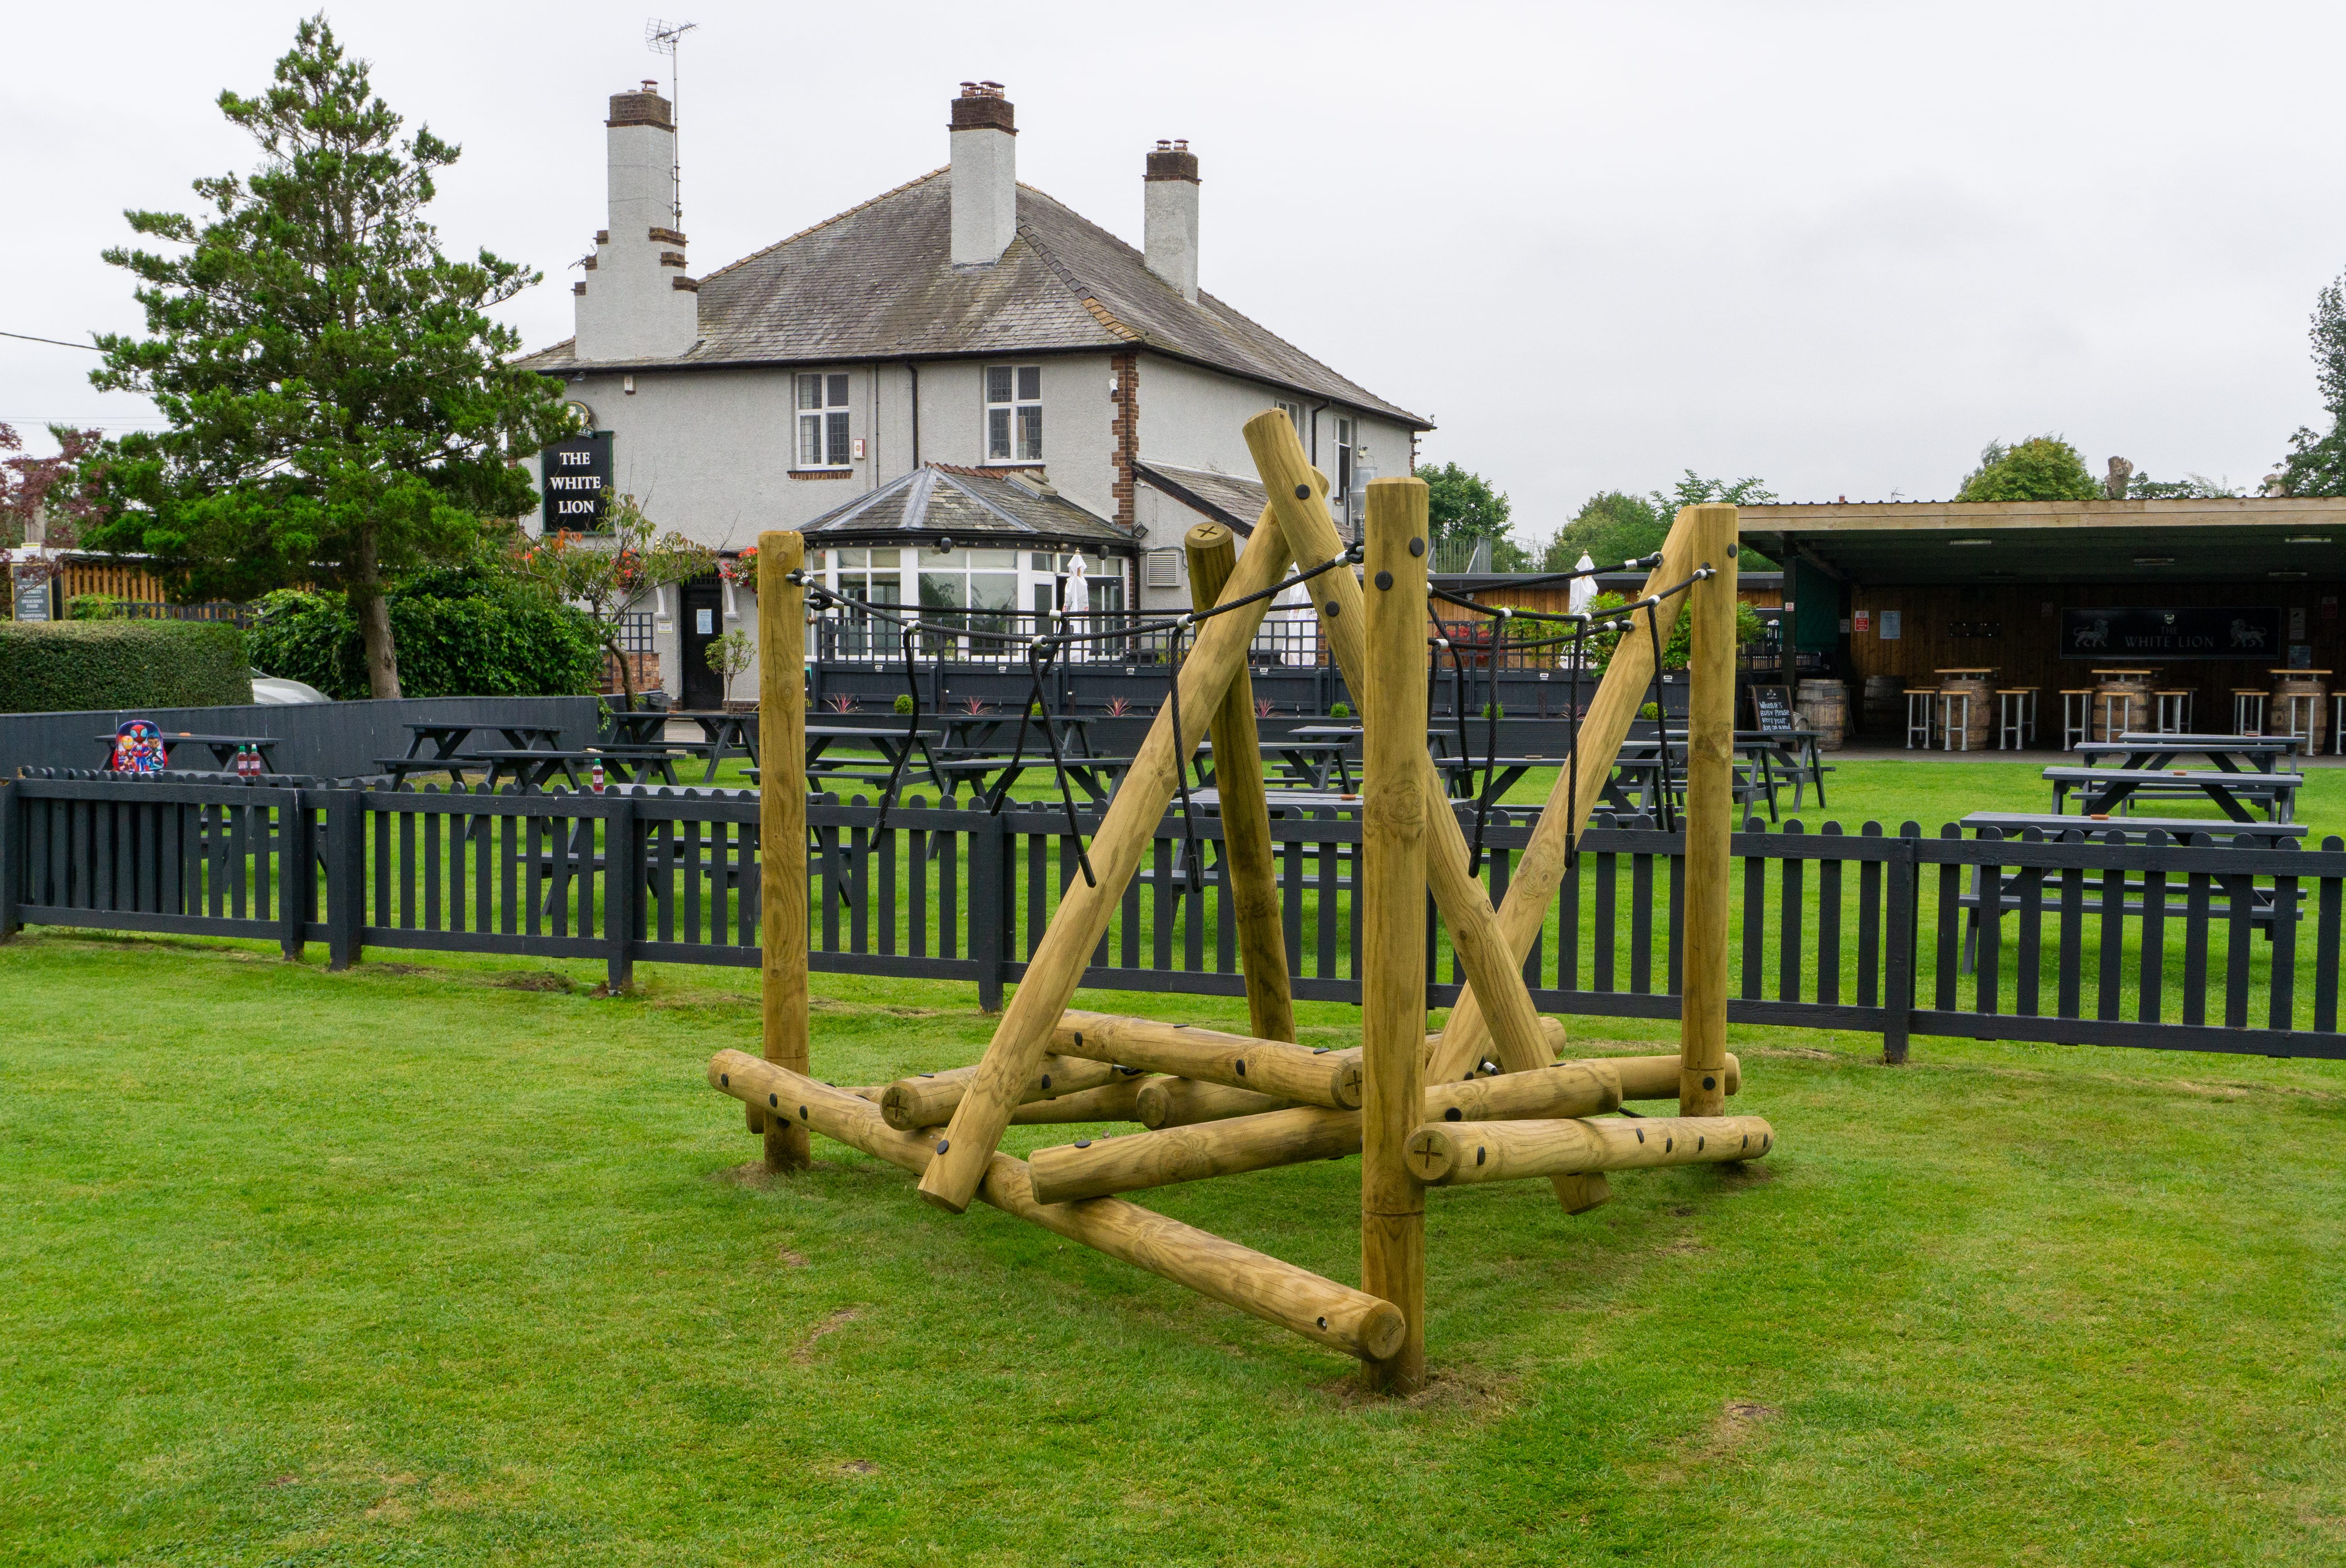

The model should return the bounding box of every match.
[680,576,725,709]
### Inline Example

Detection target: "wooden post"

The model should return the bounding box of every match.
[879,1054,1137,1131]
[1405,1113,1774,1186]
[1423,517,1703,1084]
[917,511,1300,1213]
[1026,1058,1626,1205]
[1052,1011,1359,1108]
[1240,412,1552,1086]
[1186,521,1296,1043]
[758,530,811,1172]
[1680,504,1739,1117]
[1359,475,1430,1394]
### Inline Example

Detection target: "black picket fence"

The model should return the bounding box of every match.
[4,774,2343,1063]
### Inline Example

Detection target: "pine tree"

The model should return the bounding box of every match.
[82,15,572,696]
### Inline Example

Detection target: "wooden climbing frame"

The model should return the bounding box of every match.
[708,411,1773,1392]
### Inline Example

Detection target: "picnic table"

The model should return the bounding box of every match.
[458,748,687,793]
[935,712,1099,758]
[665,709,760,781]
[375,720,569,787]
[1610,739,1783,819]
[2075,734,2301,773]
[1192,738,1356,792]
[100,731,281,772]
[1955,811,2309,973]
[803,723,941,794]
[2043,764,2303,823]
[599,710,675,748]
[932,752,1134,806]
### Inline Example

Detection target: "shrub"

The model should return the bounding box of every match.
[1480,701,1505,720]
[893,693,915,715]
[246,564,600,700]
[1639,701,1663,721]
[1328,701,1352,718]
[67,594,125,622]
[0,620,252,713]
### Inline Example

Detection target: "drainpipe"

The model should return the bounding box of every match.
[1307,399,1328,466]
[908,361,921,468]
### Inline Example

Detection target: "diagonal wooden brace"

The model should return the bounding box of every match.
[1241,413,1553,1084]
[917,508,1301,1213]
[1422,513,1705,1084]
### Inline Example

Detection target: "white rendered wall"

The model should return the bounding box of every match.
[949,127,1017,266]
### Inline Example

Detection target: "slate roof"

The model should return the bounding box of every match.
[519,171,1427,427]
[802,464,1136,550]
[1134,460,1269,537]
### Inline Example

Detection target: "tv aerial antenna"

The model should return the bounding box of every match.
[646,18,698,227]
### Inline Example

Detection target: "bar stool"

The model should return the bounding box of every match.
[2233,689,2267,736]
[2096,690,2134,744]
[1996,688,2037,750]
[2278,690,2318,755]
[1937,688,1973,752]
[2334,692,2346,755]
[1905,687,1939,749]
[2153,688,2192,735]
[2060,689,2094,750]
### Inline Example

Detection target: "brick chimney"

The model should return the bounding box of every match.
[950,81,1018,267]
[1144,139,1200,303]
[574,82,700,360]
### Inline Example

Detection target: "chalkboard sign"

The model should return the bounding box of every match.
[11,567,50,623]
[1749,685,1797,732]
[540,431,613,532]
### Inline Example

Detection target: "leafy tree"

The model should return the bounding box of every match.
[1539,491,1669,573]
[246,556,601,700]
[1651,469,1777,518]
[511,494,715,708]
[2277,269,2346,496]
[79,16,573,696]
[2126,473,2243,500]
[1419,461,1512,540]
[1954,436,2103,501]
[1,423,106,551]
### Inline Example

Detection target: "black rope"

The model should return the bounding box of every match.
[1642,599,1676,833]
[1164,619,1204,896]
[1469,608,1507,873]
[870,599,926,835]
[1565,615,1586,872]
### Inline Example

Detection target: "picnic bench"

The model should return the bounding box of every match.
[664,709,760,781]
[374,721,567,788]
[1956,811,2309,972]
[2043,765,2303,823]
[803,723,941,794]
[932,753,1136,806]
[2073,734,2301,773]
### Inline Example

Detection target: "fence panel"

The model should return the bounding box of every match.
[6,779,2343,1060]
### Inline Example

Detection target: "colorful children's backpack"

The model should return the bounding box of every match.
[110,720,168,776]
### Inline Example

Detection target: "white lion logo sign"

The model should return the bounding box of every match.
[2231,618,2268,650]
[2073,618,2110,650]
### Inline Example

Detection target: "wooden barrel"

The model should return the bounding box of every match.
[2271,674,2328,754]
[1861,675,1904,736]
[1941,674,1995,750]
[2089,677,2151,741]
[1795,678,1847,750]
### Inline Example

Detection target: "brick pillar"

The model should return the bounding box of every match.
[1110,350,1140,530]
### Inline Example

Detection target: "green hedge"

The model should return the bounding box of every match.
[246,566,601,701]
[0,620,253,714]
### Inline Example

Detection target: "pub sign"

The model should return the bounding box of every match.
[541,432,613,532]
[2058,606,2283,660]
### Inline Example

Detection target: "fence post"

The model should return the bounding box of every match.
[969,809,1007,1012]
[324,791,359,970]
[277,789,307,961]
[0,781,17,941]
[605,794,637,995]
[1882,826,1918,1064]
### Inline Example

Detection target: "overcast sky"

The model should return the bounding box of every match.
[7,0,2343,535]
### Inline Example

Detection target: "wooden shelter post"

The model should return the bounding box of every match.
[758,530,811,1171]
[1679,504,1740,1116]
[1360,476,1431,1394]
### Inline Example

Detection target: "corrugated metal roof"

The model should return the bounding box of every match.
[520,173,1427,427]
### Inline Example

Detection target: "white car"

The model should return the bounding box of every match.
[250,673,331,705]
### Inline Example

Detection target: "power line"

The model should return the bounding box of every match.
[1,330,103,352]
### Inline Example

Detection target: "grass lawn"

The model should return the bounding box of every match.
[4,926,2344,1566]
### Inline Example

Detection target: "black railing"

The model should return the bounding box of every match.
[4,775,2340,1062]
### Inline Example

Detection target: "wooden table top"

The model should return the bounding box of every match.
[2270,668,2333,677]
[2090,668,2158,678]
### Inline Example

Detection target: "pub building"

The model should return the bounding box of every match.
[1736,495,2346,752]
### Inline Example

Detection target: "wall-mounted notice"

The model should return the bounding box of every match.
[1879,610,1902,641]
